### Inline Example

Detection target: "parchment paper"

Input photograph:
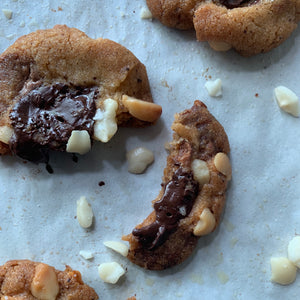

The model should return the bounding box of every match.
[0,1,300,299]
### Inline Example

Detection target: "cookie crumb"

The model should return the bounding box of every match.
[2,9,13,20]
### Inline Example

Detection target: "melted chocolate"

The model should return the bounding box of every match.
[9,83,98,163]
[218,0,259,9]
[132,168,199,250]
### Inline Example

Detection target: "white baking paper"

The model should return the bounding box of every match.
[0,1,300,299]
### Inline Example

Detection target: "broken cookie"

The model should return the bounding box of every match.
[0,260,98,299]
[123,101,231,270]
[0,25,162,163]
[146,0,300,56]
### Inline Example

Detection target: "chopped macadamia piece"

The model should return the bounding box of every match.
[66,130,91,155]
[122,95,162,122]
[104,241,129,257]
[193,208,216,236]
[205,79,222,97]
[93,98,118,142]
[30,263,59,300]
[214,153,232,180]
[274,86,299,117]
[126,147,154,174]
[98,262,125,284]
[0,126,13,144]
[140,7,153,19]
[77,196,94,229]
[288,236,300,268]
[191,159,210,186]
[2,9,13,20]
[208,41,232,52]
[270,257,297,285]
[79,250,94,260]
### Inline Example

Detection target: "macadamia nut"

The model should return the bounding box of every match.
[193,208,216,236]
[122,95,162,122]
[30,263,59,300]
[214,152,232,180]
[0,126,13,144]
[270,257,297,285]
[191,159,210,186]
[274,86,299,117]
[126,147,154,174]
[104,241,129,257]
[140,7,153,19]
[93,98,118,142]
[98,262,125,284]
[205,79,222,97]
[79,250,94,260]
[288,236,300,268]
[76,196,94,229]
[208,41,232,52]
[66,130,91,155]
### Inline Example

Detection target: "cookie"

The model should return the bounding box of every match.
[0,260,98,299]
[146,0,300,56]
[0,25,162,163]
[123,101,231,270]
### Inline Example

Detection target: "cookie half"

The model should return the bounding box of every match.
[0,260,98,299]
[0,25,161,163]
[123,101,231,270]
[146,0,300,56]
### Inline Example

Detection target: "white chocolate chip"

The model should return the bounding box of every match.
[205,79,222,97]
[2,9,13,20]
[140,7,153,19]
[214,153,232,180]
[0,126,13,144]
[288,236,300,268]
[122,95,162,122]
[126,147,154,174]
[274,86,299,117]
[191,159,210,186]
[76,196,93,229]
[93,99,118,142]
[103,241,129,257]
[270,257,297,285]
[208,41,232,52]
[193,208,216,236]
[79,250,94,260]
[98,262,125,284]
[66,130,91,155]
[30,263,59,300]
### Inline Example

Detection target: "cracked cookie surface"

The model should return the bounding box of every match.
[0,260,98,300]
[0,25,161,163]
[146,0,300,56]
[123,101,231,270]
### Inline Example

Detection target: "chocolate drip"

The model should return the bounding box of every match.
[9,83,98,163]
[132,168,199,249]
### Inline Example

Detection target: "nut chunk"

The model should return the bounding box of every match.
[123,101,231,270]
[0,260,99,299]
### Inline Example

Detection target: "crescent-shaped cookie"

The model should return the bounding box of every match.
[123,101,231,270]
[0,25,161,163]
[146,0,300,56]
[0,260,98,299]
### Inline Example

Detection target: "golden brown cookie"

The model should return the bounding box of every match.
[0,25,161,163]
[0,260,98,299]
[123,101,231,270]
[146,0,300,56]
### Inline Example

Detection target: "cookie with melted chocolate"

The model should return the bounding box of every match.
[0,260,98,300]
[0,25,161,163]
[146,0,300,56]
[123,101,231,270]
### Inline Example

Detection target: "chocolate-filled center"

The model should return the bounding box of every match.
[218,0,259,9]
[132,168,199,250]
[9,83,98,163]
